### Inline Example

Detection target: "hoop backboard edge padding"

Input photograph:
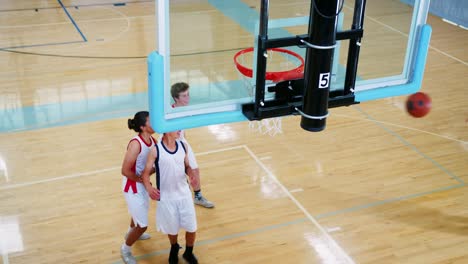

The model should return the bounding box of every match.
[148,52,247,134]
[355,24,432,102]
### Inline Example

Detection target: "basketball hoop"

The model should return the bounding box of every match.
[234,47,305,83]
[234,47,304,136]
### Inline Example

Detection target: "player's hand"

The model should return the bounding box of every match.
[147,187,160,200]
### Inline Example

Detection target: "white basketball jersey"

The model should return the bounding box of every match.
[133,135,155,176]
[122,135,155,194]
[179,130,186,142]
[155,140,191,201]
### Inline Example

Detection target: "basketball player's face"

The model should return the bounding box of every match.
[166,130,181,139]
[144,117,154,134]
[176,90,190,106]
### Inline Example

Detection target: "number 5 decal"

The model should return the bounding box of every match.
[318,73,330,88]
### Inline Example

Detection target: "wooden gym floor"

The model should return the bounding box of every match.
[0,0,467,263]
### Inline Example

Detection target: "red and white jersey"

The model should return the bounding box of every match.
[122,135,155,194]
[131,135,155,176]
[155,140,191,201]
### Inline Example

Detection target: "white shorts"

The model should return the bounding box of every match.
[122,177,149,228]
[156,197,197,235]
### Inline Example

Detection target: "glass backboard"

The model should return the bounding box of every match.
[149,0,431,133]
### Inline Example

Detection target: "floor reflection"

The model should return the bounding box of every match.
[0,215,24,255]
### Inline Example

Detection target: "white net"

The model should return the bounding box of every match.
[235,48,303,137]
[235,48,304,97]
[248,117,283,136]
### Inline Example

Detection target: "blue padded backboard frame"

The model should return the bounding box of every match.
[149,0,432,133]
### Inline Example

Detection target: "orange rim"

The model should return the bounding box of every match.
[234,47,304,83]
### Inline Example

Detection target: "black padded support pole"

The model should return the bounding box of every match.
[344,0,366,95]
[300,0,341,132]
[254,0,269,116]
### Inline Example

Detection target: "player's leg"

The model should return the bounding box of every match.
[180,198,198,264]
[121,188,150,264]
[182,232,198,264]
[168,234,180,264]
[126,218,151,240]
[185,141,214,208]
[157,200,181,264]
[125,224,148,245]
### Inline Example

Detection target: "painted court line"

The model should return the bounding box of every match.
[66,0,153,9]
[0,56,143,76]
[353,106,465,185]
[111,143,465,263]
[114,145,354,263]
[0,15,153,29]
[0,40,84,50]
[326,227,342,233]
[300,107,468,218]
[195,218,306,246]
[93,6,131,46]
[428,46,468,66]
[195,145,244,156]
[0,0,153,13]
[315,183,465,219]
[0,167,120,191]
[333,113,467,144]
[290,188,304,193]
[0,145,245,191]
[243,145,355,264]
[112,218,308,264]
[343,4,467,66]
[57,0,87,42]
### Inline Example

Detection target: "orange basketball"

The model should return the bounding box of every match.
[406,92,431,118]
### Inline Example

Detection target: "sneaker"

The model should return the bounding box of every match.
[120,248,137,264]
[194,196,215,208]
[138,233,151,240]
[169,243,180,264]
[182,252,198,264]
[125,231,151,241]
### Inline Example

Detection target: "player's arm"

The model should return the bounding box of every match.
[142,147,160,200]
[182,142,198,188]
[121,140,142,182]
[149,138,157,175]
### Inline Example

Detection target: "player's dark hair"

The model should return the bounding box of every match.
[128,111,149,133]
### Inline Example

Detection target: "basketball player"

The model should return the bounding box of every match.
[120,111,156,264]
[142,130,199,264]
[170,82,214,208]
